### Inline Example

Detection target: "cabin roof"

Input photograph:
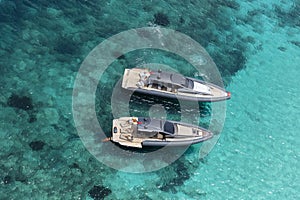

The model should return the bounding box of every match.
[148,72,186,87]
[137,118,175,135]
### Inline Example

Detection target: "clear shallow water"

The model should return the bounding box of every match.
[99,26,300,199]
[0,0,299,199]
[195,54,300,199]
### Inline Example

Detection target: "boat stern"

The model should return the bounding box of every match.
[111,117,143,148]
[122,68,151,89]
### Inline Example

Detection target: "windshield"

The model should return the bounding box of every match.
[193,81,212,94]
[185,78,194,89]
[163,121,175,134]
[170,74,186,86]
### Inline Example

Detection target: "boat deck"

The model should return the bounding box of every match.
[121,68,229,101]
[122,68,150,89]
[112,117,144,148]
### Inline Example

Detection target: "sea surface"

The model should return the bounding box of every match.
[0,0,299,199]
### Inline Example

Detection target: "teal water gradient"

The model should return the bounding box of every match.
[0,0,299,199]
[100,37,300,199]
[99,1,300,199]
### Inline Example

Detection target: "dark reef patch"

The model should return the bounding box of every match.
[54,36,79,55]
[154,12,170,26]
[226,48,247,74]
[137,194,152,200]
[172,160,190,184]
[0,1,16,23]
[3,175,12,185]
[212,0,240,10]
[88,185,112,200]
[15,172,28,183]
[69,163,84,173]
[0,1,26,23]
[274,3,300,28]
[7,94,33,111]
[28,114,37,123]
[157,159,191,193]
[179,16,185,24]
[209,47,247,80]
[174,2,249,80]
[29,140,46,151]
[278,47,286,52]
[289,40,300,48]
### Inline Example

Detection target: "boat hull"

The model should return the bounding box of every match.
[111,117,213,148]
[122,68,230,102]
[142,137,211,147]
[127,86,230,102]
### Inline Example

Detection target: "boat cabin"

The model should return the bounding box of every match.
[138,71,212,95]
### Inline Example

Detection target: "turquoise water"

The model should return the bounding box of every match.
[1,0,299,199]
